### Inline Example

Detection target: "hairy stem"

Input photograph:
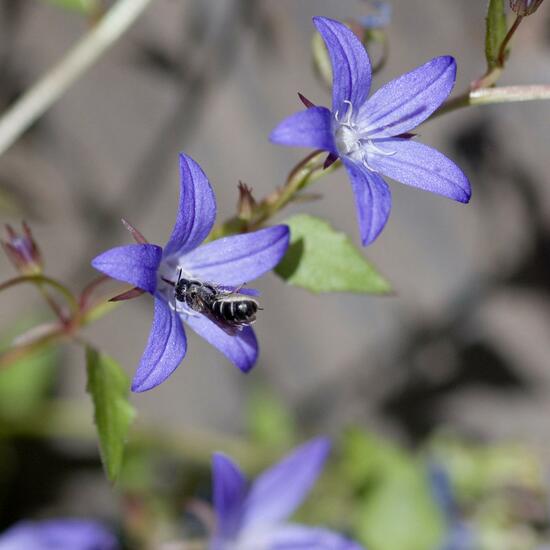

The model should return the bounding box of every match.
[0,0,155,156]
[432,84,550,120]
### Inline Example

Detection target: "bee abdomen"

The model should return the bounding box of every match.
[212,297,258,325]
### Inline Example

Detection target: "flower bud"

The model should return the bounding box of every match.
[237,181,256,221]
[1,222,43,275]
[510,0,545,15]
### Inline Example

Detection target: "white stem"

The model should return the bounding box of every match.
[0,0,155,156]
[470,85,550,105]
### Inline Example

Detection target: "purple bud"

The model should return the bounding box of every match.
[510,0,545,15]
[1,222,43,275]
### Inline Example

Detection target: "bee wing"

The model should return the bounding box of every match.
[199,307,242,337]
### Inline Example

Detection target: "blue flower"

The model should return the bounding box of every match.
[270,17,471,246]
[92,154,289,392]
[209,438,364,549]
[429,463,477,550]
[0,519,118,550]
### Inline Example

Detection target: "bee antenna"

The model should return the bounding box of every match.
[161,277,175,286]
[176,268,183,285]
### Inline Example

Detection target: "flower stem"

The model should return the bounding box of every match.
[498,14,523,67]
[0,274,78,314]
[0,329,66,369]
[432,84,550,120]
[470,84,550,104]
[0,0,155,156]
[208,151,339,239]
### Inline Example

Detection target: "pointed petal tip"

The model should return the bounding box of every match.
[90,244,162,293]
[131,298,187,392]
[437,54,456,81]
[312,15,336,29]
[163,152,217,258]
[212,451,244,476]
[269,107,335,152]
[131,378,152,393]
[307,436,332,458]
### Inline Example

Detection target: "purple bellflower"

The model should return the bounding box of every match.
[0,519,118,550]
[210,437,364,549]
[92,154,289,392]
[270,17,471,246]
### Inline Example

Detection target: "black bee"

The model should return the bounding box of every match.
[164,270,260,335]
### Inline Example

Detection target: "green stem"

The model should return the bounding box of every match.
[0,274,78,314]
[469,84,550,105]
[0,0,155,156]
[0,329,66,369]
[432,84,550,120]
[208,151,339,240]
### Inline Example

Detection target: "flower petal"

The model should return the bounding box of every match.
[265,524,364,550]
[241,437,331,529]
[163,153,217,259]
[212,453,248,539]
[343,160,392,246]
[0,519,118,550]
[184,314,258,373]
[313,17,372,114]
[269,107,336,153]
[359,56,456,138]
[370,138,471,202]
[91,244,162,293]
[181,225,289,287]
[131,297,187,392]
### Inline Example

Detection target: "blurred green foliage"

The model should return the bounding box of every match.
[39,0,99,15]
[247,386,297,451]
[0,318,59,421]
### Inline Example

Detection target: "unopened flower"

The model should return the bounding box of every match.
[510,0,545,15]
[0,519,118,550]
[1,222,42,275]
[271,17,471,246]
[209,438,364,549]
[358,1,392,29]
[92,153,289,392]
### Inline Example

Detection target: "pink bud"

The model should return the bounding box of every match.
[1,222,43,275]
[510,0,545,15]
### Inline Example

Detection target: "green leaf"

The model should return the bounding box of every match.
[485,0,508,69]
[0,320,59,420]
[275,214,391,294]
[247,387,296,450]
[86,346,136,483]
[342,429,445,550]
[39,0,98,14]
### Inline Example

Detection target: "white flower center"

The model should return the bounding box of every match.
[157,259,197,316]
[333,100,396,170]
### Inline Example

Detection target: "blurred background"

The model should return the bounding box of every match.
[0,0,549,548]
